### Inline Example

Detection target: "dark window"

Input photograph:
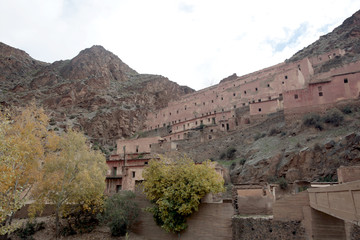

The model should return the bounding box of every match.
[211,100,214,103]
[319,92,323,97]
[196,121,198,125]
[169,112,171,115]
[116,185,122,192]
[234,105,236,108]
[132,171,136,178]
[208,135,212,139]
[203,102,205,105]
[243,103,246,106]
[267,84,270,87]
[221,97,223,100]
[255,88,258,91]
[136,146,139,153]
[233,93,236,96]
[294,94,298,99]
[112,167,117,176]
[344,78,348,83]
[222,109,224,112]
[285,76,288,79]
[194,102,197,106]
[244,91,247,94]
[252,100,255,103]
[149,144,151,148]
[222,124,224,127]
[258,108,262,112]
[268,96,271,100]
[144,162,148,165]
[258,99,261,102]
[282,81,284,84]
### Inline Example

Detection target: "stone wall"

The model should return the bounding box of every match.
[232,216,306,240]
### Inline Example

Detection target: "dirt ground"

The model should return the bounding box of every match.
[10,217,147,240]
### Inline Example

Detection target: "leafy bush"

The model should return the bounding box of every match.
[142,156,224,233]
[219,152,226,160]
[322,109,344,126]
[62,199,103,236]
[303,114,321,127]
[226,147,237,159]
[100,191,140,237]
[239,158,246,165]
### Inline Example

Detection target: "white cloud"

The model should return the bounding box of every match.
[0,0,359,90]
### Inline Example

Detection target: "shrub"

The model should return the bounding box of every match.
[100,191,140,237]
[322,109,344,126]
[16,221,45,240]
[341,105,353,114]
[219,152,226,160]
[230,162,236,170]
[278,177,288,190]
[226,147,237,159]
[62,199,103,236]
[268,128,280,136]
[313,143,322,151]
[254,132,266,141]
[239,158,246,165]
[303,114,321,127]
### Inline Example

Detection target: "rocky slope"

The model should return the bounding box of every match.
[289,9,360,63]
[0,43,194,150]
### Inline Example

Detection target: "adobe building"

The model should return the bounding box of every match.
[106,48,360,193]
[111,48,359,156]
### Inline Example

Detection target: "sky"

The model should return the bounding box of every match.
[1,1,360,90]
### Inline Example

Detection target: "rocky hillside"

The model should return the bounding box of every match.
[289,9,360,63]
[0,43,194,150]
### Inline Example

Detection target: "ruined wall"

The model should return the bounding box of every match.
[235,186,274,215]
[232,217,306,240]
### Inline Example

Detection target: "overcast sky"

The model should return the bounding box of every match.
[1,1,359,90]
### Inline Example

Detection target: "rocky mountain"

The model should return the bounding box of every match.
[289,9,360,63]
[0,43,194,150]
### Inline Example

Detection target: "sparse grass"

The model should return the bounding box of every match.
[216,158,238,168]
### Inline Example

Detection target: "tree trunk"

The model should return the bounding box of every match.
[55,206,60,238]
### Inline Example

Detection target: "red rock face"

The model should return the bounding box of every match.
[0,43,194,146]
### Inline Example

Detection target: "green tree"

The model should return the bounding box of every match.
[0,105,50,235]
[100,191,140,236]
[142,155,224,233]
[30,130,107,238]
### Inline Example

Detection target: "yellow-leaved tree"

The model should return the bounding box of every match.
[30,130,107,237]
[0,105,50,235]
[142,155,224,233]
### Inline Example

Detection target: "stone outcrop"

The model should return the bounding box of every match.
[0,43,194,148]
